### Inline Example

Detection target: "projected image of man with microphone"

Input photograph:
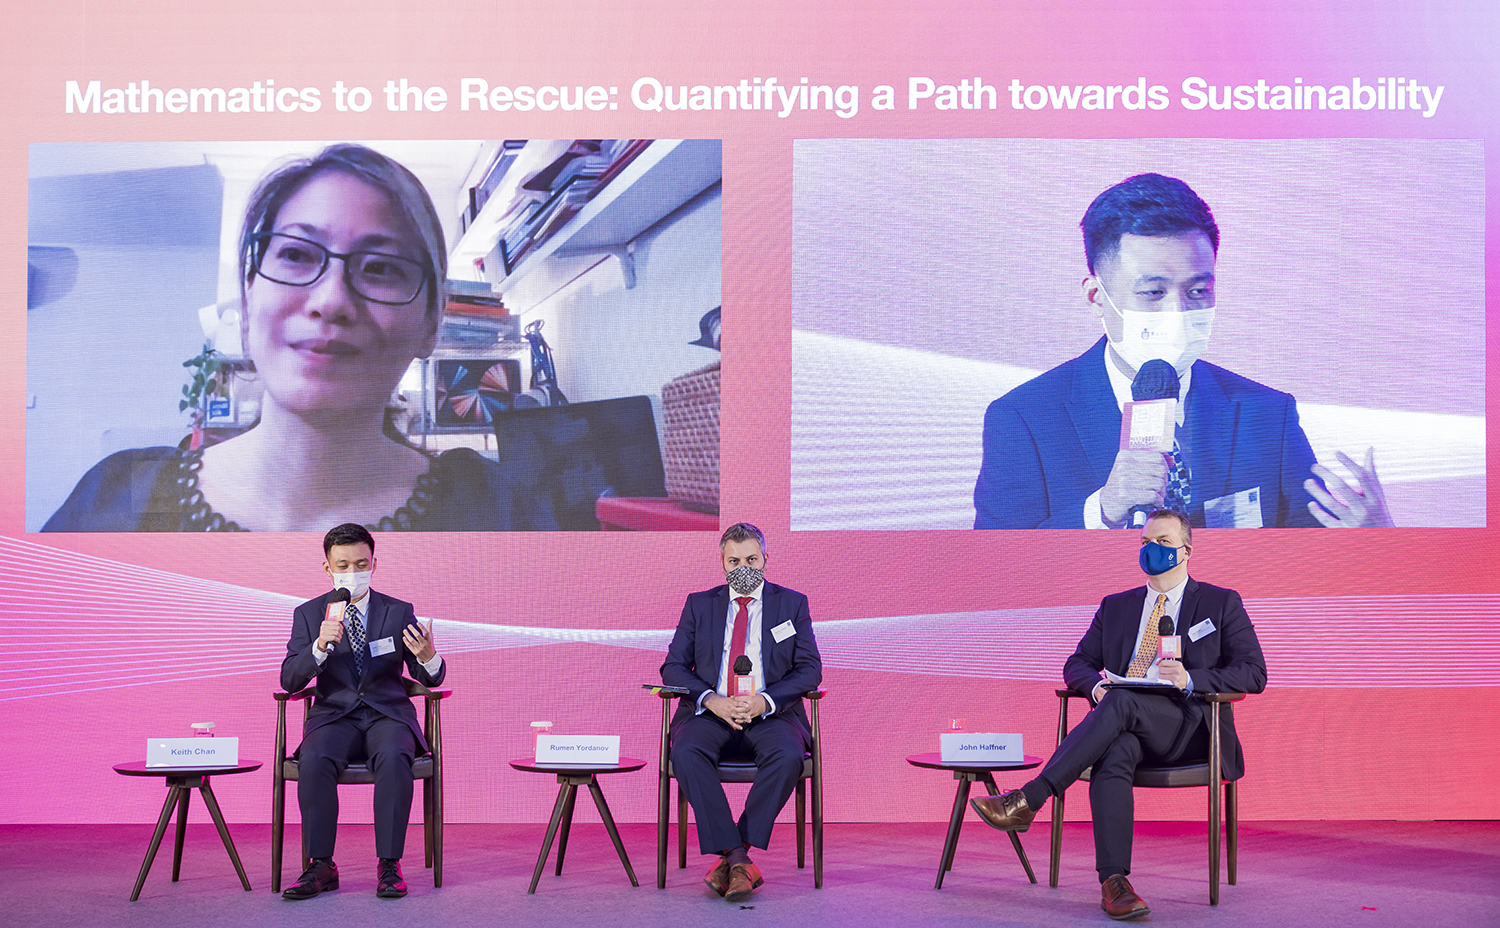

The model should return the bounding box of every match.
[973,173,1394,530]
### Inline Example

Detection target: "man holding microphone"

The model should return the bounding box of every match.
[280,523,444,900]
[970,509,1266,919]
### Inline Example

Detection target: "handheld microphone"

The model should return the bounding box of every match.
[732,655,754,697]
[322,588,353,652]
[1158,615,1182,660]
[1128,359,1181,527]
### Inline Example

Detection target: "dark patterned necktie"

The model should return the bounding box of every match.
[346,603,366,677]
[1127,594,1168,678]
[1165,440,1191,514]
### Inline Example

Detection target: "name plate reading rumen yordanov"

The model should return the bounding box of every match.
[535,735,621,766]
[939,733,1022,764]
[146,737,240,767]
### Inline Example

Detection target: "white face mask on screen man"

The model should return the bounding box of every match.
[1100,283,1215,377]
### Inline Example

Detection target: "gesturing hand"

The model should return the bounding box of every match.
[402,620,436,663]
[1305,448,1394,528]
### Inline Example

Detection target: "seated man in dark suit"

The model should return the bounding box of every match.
[660,522,823,902]
[280,522,445,900]
[973,171,1392,530]
[971,509,1266,920]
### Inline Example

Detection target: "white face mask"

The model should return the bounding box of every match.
[1100,284,1215,377]
[331,570,372,600]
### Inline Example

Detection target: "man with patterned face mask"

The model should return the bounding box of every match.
[660,522,823,902]
[279,522,444,900]
[974,172,1393,530]
[971,510,1266,920]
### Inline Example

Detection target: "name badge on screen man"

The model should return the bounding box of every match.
[1119,397,1177,452]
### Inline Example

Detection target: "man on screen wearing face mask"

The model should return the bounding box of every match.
[973,172,1393,529]
[971,510,1265,920]
[660,522,823,903]
[279,522,444,900]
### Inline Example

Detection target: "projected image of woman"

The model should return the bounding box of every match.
[43,144,557,532]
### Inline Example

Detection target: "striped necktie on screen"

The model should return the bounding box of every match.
[346,603,366,677]
[1126,594,1168,678]
[1165,441,1191,514]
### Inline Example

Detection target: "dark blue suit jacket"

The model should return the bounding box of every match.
[1064,577,1267,780]
[974,338,1320,529]
[660,582,823,738]
[281,589,446,753]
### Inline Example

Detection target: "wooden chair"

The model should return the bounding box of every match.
[1048,688,1245,905]
[271,679,451,891]
[651,688,825,889]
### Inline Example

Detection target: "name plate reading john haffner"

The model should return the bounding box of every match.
[534,735,621,766]
[146,736,240,767]
[939,732,1022,764]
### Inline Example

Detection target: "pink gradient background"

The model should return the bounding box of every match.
[2,0,1497,829]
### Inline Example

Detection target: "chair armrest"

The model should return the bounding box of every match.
[1203,692,1247,703]
[275,688,316,702]
[404,679,452,700]
[805,688,827,700]
[1056,688,1090,700]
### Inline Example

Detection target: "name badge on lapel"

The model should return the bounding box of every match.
[1188,618,1216,642]
[369,636,396,657]
[770,620,796,642]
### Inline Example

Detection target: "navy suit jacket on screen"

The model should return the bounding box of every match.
[974,337,1321,529]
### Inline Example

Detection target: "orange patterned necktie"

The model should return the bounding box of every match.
[1126,593,1168,678]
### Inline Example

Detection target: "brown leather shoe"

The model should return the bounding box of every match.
[703,856,730,896]
[970,790,1035,832]
[1101,874,1150,920]
[723,862,764,902]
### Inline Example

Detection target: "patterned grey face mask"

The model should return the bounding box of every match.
[726,565,764,595]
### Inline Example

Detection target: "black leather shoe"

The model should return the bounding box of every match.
[970,790,1036,832]
[377,858,408,898]
[282,859,339,900]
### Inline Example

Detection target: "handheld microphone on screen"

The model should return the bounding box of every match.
[321,588,353,652]
[1128,359,1181,528]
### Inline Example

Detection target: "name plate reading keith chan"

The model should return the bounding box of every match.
[939,732,1022,764]
[535,735,621,766]
[146,737,240,767]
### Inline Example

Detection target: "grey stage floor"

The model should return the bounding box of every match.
[3,820,1496,928]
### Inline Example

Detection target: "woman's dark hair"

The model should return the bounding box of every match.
[239,143,448,317]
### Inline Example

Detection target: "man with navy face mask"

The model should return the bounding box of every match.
[971,510,1266,920]
[973,172,1393,530]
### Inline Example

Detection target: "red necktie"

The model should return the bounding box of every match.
[728,596,751,692]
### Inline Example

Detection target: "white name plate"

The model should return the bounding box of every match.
[146,737,240,767]
[535,735,620,766]
[940,732,1022,764]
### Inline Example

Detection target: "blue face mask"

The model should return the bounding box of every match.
[1139,541,1180,576]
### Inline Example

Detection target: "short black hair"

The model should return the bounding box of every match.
[323,522,375,557]
[719,521,767,555]
[1081,173,1219,274]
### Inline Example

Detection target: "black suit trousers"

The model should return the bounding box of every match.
[297,705,419,860]
[1038,688,1209,878]
[670,712,806,855]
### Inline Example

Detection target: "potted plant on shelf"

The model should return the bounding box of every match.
[180,342,230,450]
